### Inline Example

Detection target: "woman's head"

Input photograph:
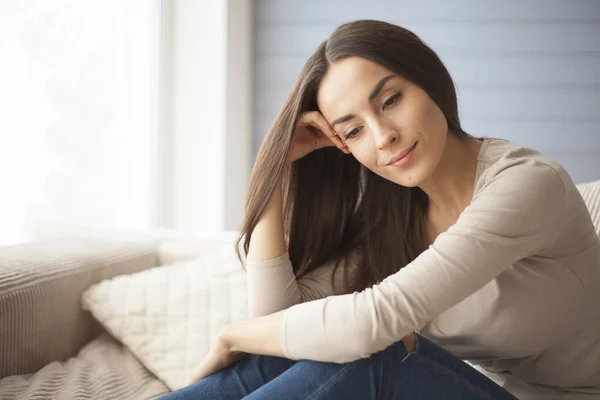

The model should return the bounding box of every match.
[319,56,448,188]
[306,19,470,187]
[238,20,470,292]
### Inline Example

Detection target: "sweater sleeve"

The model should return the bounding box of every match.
[280,161,568,363]
[245,250,359,318]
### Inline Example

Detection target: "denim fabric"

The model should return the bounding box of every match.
[157,333,517,399]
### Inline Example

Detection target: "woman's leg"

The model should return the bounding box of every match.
[156,354,296,400]
[243,333,518,400]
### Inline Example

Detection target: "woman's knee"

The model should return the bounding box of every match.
[229,352,297,388]
[162,354,297,400]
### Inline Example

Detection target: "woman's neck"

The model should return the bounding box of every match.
[419,133,482,218]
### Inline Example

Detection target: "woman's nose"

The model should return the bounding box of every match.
[372,121,399,150]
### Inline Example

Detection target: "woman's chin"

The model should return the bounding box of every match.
[397,177,422,188]
[378,173,422,188]
[385,167,427,188]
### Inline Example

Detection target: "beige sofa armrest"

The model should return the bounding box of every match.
[0,238,159,379]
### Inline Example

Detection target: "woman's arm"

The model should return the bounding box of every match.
[218,309,416,358]
[220,310,287,358]
[245,182,305,318]
[245,179,360,318]
[277,161,569,363]
[247,183,287,262]
[245,111,350,318]
[245,181,302,318]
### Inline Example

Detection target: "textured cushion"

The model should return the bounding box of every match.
[81,242,248,391]
[0,333,169,400]
[0,238,158,379]
[577,180,600,237]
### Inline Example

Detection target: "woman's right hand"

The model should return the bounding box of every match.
[286,111,351,165]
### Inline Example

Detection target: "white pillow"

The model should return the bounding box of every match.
[577,180,600,237]
[81,243,248,391]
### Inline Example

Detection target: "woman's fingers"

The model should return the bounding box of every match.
[300,112,350,154]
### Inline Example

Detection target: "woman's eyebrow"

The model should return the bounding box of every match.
[331,74,397,128]
[368,74,396,102]
[331,114,354,128]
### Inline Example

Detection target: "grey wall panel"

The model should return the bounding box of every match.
[256,24,600,56]
[256,0,600,24]
[253,0,600,183]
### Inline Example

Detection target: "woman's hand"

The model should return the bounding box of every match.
[187,334,246,386]
[286,111,350,165]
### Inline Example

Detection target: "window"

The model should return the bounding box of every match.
[0,0,161,245]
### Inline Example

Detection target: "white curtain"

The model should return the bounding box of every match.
[0,0,161,245]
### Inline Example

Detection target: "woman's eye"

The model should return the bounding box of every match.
[383,92,401,109]
[345,127,362,140]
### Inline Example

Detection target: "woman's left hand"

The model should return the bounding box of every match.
[187,334,247,386]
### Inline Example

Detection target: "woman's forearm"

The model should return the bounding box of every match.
[218,309,416,360]
[220,310,287,358]
[247,183,287,261]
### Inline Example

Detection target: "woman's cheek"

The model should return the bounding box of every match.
[351,148,372,168]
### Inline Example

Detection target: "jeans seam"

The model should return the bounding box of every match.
[304,364,355,400]
[232,361,253,396]
[414,352,497,400]
[400,349,412,363]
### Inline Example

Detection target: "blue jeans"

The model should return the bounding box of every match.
[157,333,517,399]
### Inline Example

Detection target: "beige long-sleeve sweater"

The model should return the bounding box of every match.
[245,137,600,399]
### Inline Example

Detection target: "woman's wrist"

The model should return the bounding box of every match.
[217,311,287,358]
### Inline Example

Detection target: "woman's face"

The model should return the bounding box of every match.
[317,56,449,187]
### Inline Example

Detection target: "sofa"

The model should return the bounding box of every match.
[0,180,598,400]
[0,230,242,400]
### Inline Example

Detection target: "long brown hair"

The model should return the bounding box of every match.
[236,20,471,294]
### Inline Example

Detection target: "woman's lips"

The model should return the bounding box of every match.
[388,142,418,168]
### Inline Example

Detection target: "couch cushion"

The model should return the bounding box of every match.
[81,242,247,392]
[0,332,168,400]
[0,238,158,379]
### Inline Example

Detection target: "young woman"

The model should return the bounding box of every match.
[159,20,600,399]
